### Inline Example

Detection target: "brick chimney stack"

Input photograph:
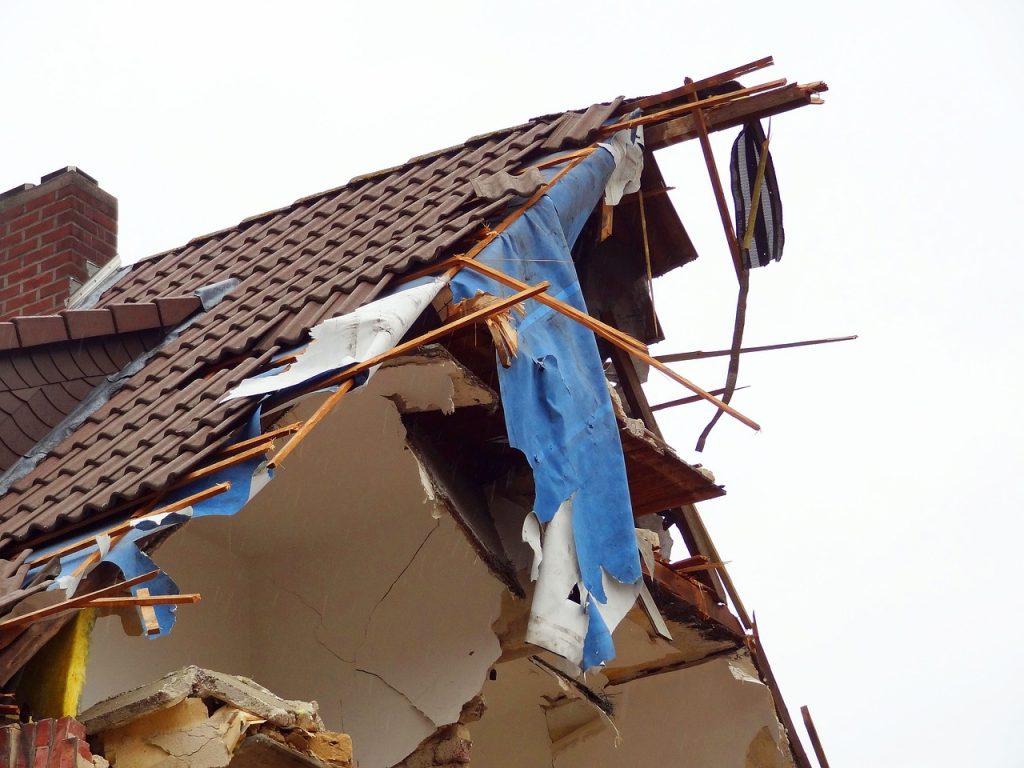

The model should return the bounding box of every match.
[0,167,117,320]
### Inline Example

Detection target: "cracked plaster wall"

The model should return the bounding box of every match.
[471,652,794,768]
[82,387,507,768]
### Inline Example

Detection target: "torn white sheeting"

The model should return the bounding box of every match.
[599,126,644,206]
[522,512,543,582]
[591,569,641,647]
[525,504,653,668]
[525,501,589,667]
[222,275,448,401]
[729,657,765,685]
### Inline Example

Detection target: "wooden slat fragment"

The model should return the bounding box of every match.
[656,335,857,363]
[218,422,302,456]
[629,56,775,110]
[741,134,773,253]
[454,257,646,351]
[689,82,742,275]
[268,381,354,469]
[650,386,739,412]
[135,587,161,636]
[175,442,273,485]
[602,78,789,135]
[84,593,201,609]
[748,620,815,768]
[801,705,832,768]
[599,200,614,241]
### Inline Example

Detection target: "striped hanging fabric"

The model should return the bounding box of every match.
[731,120,784,269]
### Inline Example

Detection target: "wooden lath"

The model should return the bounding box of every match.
[627,55,776,111]
[0,570,160,633]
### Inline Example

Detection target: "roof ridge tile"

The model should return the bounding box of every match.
[0,296,202,355]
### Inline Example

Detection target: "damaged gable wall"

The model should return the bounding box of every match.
[82,374,510,768]
[470,652,794,768]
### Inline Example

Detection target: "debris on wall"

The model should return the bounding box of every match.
[391,695,484,768]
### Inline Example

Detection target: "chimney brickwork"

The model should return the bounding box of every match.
[0,167,117,320]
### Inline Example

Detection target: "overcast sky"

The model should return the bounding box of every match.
[4,2,1022,765]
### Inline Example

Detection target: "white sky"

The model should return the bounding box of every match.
[3,1,1022,764]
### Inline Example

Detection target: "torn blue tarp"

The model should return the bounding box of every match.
[35,408,271,637]
[450,143,642,668]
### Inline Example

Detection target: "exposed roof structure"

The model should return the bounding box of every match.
[0,57,834,767]
[0,64,827,553]
[0,105,633,546]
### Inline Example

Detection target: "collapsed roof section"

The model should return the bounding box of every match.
[0,55,831,767]
[0,63,825,551]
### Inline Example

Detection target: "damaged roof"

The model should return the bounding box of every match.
[0,101,689,549]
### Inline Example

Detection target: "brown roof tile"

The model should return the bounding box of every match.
[0,101,629,548]
[63,309,117,339]
[0,332,167,473]
[13,316,67,347]
[0,325,18,352]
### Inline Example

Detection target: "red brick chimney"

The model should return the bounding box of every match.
[0,167,117,320]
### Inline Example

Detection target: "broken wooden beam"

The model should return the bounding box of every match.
[646,82,828,150]
[649,560,744,638]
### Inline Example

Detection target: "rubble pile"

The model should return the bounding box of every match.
[79,666,352,768]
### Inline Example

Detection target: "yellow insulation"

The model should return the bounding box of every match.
[16,608,96,718]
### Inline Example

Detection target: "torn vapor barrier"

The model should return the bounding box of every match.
[450,133,644,669]
[32,408,271,637]
[222,275,450,401]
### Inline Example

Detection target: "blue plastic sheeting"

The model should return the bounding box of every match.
[42,409,269,637]
[450,148,641,668]
[160,409,269,519]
